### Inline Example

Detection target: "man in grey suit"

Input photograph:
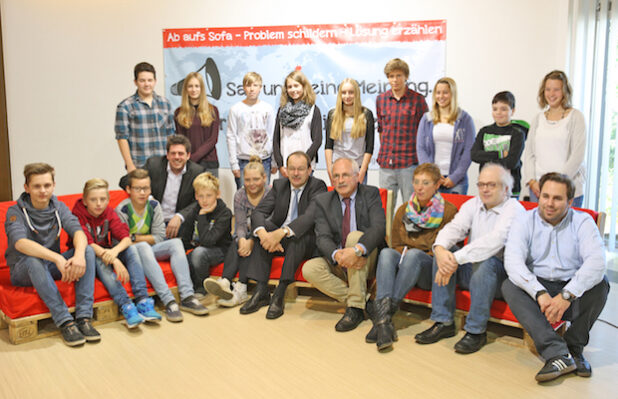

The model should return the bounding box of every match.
[239,151,327,319]
[303,157,386,332]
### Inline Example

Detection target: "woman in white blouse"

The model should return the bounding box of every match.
[523,70,586,207]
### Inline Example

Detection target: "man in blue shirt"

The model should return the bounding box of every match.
[503,172,609,383]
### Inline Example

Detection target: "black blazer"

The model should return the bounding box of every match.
[120,155,205,220]
[314,183,386,259]
[251,175,327,238]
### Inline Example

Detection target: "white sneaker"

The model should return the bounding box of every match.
[204,277,233,300]
[217,282,248,308]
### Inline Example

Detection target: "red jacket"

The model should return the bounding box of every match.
[71,199,129,248]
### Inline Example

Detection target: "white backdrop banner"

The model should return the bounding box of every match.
[163,20,446,169]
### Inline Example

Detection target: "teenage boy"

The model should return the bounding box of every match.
[470,91,527,197]
[115,62,175,172]
[376,58,429,204]
[226,72,277,188]
[115,169,209,322]
[4,163,98,346]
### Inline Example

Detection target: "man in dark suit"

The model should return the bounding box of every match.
[303,157,386,332]
[240,151,327,319]
[119,135,204,238]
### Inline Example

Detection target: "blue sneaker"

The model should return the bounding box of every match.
[136,297,162,322]
[121,302,144,329]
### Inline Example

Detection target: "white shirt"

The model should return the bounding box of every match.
[226,100,276,170]
[160,163,186,222]
[433,196,525,264]
[332,117,365,167]
[433,122,454,175]
[280,105,316,169]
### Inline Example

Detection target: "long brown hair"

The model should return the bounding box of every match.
[176,72,214,129]
[279,70,316,107]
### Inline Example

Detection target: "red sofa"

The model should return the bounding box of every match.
[0,191,181,343]
[403,193,604,327]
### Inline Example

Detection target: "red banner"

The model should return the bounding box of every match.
[163,20,446,48]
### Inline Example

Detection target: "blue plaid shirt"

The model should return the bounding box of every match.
[115,91,175,167]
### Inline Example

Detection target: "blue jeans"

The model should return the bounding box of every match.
[133,239,194,304]
[10,247,96,327]
[376,248,433,302]
[235,157,272,189]
[188,246,225,290]
[96,246,149,308]
[379,164,417,205]
[430,255,506,334]
[439,176,468,195]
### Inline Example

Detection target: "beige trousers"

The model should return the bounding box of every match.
[302,231,377,309]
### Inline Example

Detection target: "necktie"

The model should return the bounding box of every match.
[341,197,351,248]
[290,189,300,221]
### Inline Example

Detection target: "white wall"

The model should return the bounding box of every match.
[1,0,570,207]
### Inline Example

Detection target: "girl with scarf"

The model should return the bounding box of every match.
[272,70,322,177]
[368,163,458,351]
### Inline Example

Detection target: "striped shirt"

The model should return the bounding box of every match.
[115,91,175,168]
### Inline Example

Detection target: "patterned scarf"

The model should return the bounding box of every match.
[403,192,445,232]
[279,101,311,129]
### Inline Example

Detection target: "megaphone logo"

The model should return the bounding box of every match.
[170,57,222,100]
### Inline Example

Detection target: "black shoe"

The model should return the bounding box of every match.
[75,318,101,342]
[180,296,209,316]
[335,307,365,332]
[266,290,285,319]
[60,321,86,347]
[572,353,592,377]
[535,354,576,382]
[454,332,487,354]
[365,299,377,343]
[375,297,396,351]
[415,322,456,344]
[239,285,270,315]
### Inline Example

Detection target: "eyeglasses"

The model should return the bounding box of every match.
[130,186,151,193]
[476,182,499,189]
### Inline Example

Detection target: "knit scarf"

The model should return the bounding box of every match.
[403,192,445,232]
[279,101,311,129]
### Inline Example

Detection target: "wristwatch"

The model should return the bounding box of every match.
[535,290,548,300]
[130,234,136,242]
[561,289,575,302]
[353,245,363,257]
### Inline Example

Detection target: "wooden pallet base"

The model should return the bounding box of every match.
[0,287,179,345]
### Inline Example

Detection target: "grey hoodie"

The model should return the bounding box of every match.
[4,192,83,268]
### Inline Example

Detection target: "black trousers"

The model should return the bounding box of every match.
[221,240,250,284]
[247,233,316,283]
[502,276,609,360]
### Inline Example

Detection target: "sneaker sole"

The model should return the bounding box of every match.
[535,364,576,382]
[83,335,101,342]
[63,338,86,346]
[142,317,162,323]
[124,320,143,329]
[179,305,209,316]
[204,280,233,300]
[165,314,184,323]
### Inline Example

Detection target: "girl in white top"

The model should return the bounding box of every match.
[272,70,322,176]
[417,77,476,194]
[522,70,586,207]
[325,78,375,185]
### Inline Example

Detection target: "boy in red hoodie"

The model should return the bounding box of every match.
[72,178,161,328]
